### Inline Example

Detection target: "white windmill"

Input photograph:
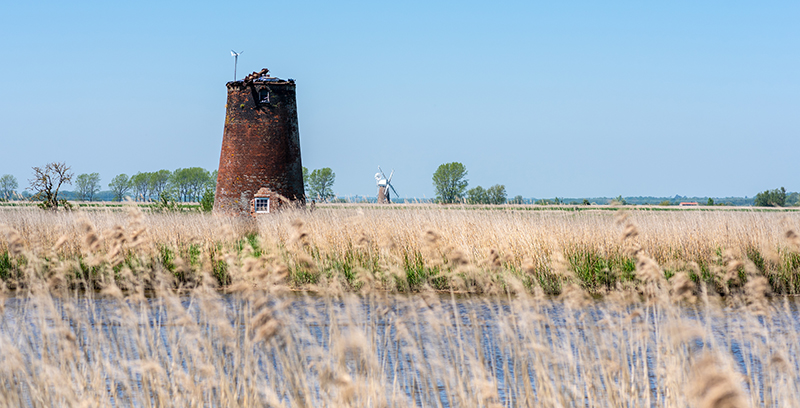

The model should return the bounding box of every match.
[375,167,398,204]
[230,50,243,81]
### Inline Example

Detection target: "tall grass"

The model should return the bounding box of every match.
[0,204,799,406]
[1,205,799,294]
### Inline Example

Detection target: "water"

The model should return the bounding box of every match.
[2,291,799,407]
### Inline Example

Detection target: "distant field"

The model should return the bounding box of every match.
[316,202,799,212]
[2,200,798,212]
[0,201,202,210]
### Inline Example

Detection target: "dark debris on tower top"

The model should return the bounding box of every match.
[228,68,295,86]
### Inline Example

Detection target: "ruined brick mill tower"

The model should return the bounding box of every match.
[214,68,305,215]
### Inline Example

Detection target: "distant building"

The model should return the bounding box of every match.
[213,69,305,215]
[679,202,699,207]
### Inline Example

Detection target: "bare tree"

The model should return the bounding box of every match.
[29,162,74,210]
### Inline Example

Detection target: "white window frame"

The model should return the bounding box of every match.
[259,88,270,103]
[254,197,270,213]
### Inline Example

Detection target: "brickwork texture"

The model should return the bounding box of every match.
[213,71,305,215]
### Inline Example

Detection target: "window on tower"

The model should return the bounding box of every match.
[259,88,270,103]
[254,197,270,213]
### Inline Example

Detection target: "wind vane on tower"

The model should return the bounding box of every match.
[230,50,243,81]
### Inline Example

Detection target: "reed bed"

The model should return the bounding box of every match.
[1,205,800,406]
[1,205,799,294]
[4,281,800,407]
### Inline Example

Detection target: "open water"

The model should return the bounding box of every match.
[2,292,799,407]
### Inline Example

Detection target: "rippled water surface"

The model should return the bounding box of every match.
[2,292,799,407]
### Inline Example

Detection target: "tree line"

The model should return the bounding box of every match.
[3,163,797,207]
[1,163,339,204]
[105,168,218,202]
[431,162,509,205]
[753,187,800,207]
[429,163,800,207]
[0,165,218,204]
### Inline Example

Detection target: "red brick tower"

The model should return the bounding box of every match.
[214,69,305,215]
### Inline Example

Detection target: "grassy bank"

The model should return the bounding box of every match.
[1,205,799,295]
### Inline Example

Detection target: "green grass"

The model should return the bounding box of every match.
[0,251,12,281]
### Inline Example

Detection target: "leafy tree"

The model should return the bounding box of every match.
[130,172,151,201]
[707,198,714,206]
[611,195,627,205]
[466,186,487,204]
[149,170,171,200]
[74,173,101,201]
[189,168,213,201]
[30,162,74,210]
[200,188,215,212]
[659,200,671,206]
[754,187,786,207]
[171,167,211,202]
[302,166,310,192]
[209,170,218,191]
[583,199,591,205]
[432,162,468,204]
[170,169,191,202]
[108,174,131,201]
[787,192,800,207]
[509,195,524,205]
[307,167,336,201]
[466,184,506,205]
[0,174,18,200]
[155,190,180,213]
[487,184,506,205]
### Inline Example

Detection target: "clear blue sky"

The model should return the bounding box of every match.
[1,1,798,199]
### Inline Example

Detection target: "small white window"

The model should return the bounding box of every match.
[254,197,270,213]
[259,88,270,103]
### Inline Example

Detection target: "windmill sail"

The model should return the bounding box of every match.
[376,166,396,204]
